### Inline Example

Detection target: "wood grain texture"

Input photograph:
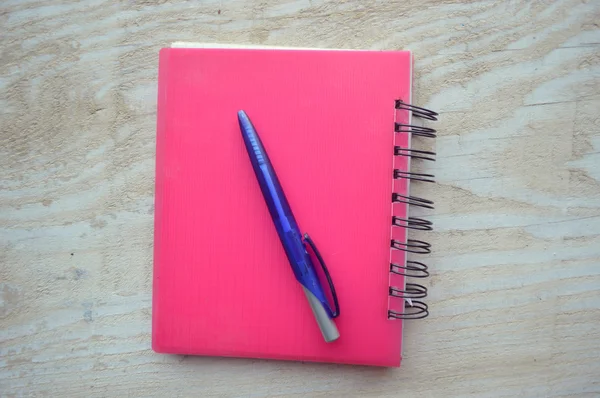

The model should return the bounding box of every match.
[1,0,599,396]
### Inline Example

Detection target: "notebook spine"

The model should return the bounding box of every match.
[388,100,437,321]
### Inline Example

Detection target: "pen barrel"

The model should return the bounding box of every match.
[239,114,296,222]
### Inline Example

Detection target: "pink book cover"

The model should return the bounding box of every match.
[153,45,413,367]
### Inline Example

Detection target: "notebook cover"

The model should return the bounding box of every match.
[153,47,412,367]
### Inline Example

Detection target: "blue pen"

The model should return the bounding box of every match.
[238,110,340,342]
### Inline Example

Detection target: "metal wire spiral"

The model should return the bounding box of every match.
[389,99,437,320]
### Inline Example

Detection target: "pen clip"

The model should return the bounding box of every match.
[303,233,340,318]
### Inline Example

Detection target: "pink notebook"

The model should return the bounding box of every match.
[153,44,436,367]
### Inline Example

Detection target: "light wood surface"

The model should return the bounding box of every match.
[1,1,599,396]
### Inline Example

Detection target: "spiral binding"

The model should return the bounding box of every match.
[392,216,433,231]
[390,261,429,278]
[388,301,428,320]
[394,100,439,121]
[394,170,435,183]
[394,123,437,138]
[394,146,436,162]
[388,99,437,321]
[392,193,434,209]
[390,283,428,299]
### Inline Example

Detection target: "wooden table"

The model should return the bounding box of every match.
[2,1,599,396]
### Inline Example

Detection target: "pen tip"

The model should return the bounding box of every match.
[237,110,254,133]
[237,110,255,134]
